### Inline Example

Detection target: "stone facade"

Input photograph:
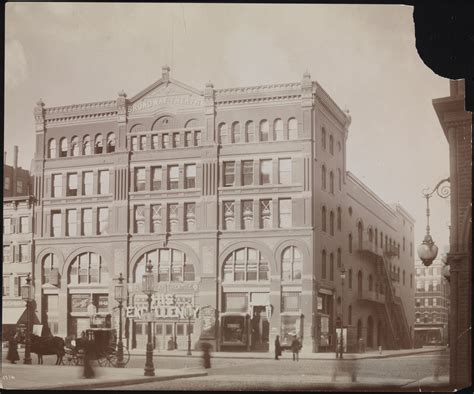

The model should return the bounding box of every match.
[28,67,414,353]
[433,79,472,388]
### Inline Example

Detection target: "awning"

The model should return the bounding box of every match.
[17,308,41,325]
[2,307,26,325]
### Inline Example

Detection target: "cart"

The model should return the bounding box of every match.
[64,328,130,367]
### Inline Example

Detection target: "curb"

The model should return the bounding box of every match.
[27,371,208,390]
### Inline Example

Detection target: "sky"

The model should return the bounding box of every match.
[5,3,451,255]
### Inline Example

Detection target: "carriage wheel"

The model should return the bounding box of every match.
[106,346,130,367]
[122,346,131,366]
[96,351,111,367]
[63,350,75,366]
[73,353,83,366]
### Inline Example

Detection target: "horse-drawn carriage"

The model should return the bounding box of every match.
[64,328,130,367]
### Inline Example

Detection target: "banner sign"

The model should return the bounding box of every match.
[126,293,199,320]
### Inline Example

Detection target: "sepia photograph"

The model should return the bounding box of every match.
[3,3,472,392]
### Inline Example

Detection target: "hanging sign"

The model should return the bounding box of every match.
[200,305,216,339]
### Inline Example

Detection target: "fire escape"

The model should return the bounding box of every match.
[358,240,413,350]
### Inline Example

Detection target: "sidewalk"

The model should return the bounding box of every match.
[130,345,446,360]
[1,363,207,390]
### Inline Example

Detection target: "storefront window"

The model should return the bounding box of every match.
[224,293,248,312]
[223,247,269,282]
[222,315,246,344]
[281,315,300,346]
[69,252,107,285]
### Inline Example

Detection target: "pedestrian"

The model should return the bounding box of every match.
[274,335,282,360]
[291,335,300,361]
[7,335,20,364]
[201,342,211,369]
[83,333,95,379]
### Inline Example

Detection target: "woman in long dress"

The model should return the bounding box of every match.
[7,335,20,364]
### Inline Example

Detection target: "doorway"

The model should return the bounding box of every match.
[251,306,269,351]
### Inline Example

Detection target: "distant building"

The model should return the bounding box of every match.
[25,67,415,353]
[414,258,450,346]
[3,146,33,197]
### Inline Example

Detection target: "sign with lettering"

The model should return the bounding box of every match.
[128,281,198,293]
[199,305,216,339]
[71,295,91,312]
[129,95,204,114]
[126,293,200,320]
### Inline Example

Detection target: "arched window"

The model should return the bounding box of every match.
[330,171,334,193]
[245,121,255,142]
[218,123,228,144]
[94,135,103,154]
[322,127,326,150]
[337,248,341,268]
[358,221,363,249]
[71,136,79,156]
[349,268,353,288]
[134,248,194,283]
[330,210,335,236]
[281,246,302,281]
[368,227,373,242]
[337,207,342,231]
[330,253,334,281]
[322,250,327,279]
[322,206,327,232]
[59,138,68,157]
[83,135,91,155]
[349,233,353,253]
[329,135,334,154]
[274,119,283,141]
[357,270,363,297]
[338,169,342,190]
[106,133,115,153]
[69,252,108,285]
[232,122,240,143]
[259,120,269,142]
[42,253,59,285]
[369,274,373,291]
[48,139,57,159]
[223,247,269,282]
[322,165,326,190]
[288,118,298,140]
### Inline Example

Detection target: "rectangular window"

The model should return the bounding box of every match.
[17,180,23,194]
[185,131,192,147]
[223,201,235,230]
[139,135,146,150]
[151,204,162,233]
[282,292,300,312]
[260,199,272,229]
[172,133,180,148]
[224,293,248,313]
[241,200,253,230]
[278,158,292,184]
[168,204,179,232]
[134,205,145,234]
[67,209,77,236]
[260,159,272,185]
[185,164,196,189]
[131,136,138,151]
[19,216,29,233]
[168,165,179,190]
[3,245,11,263]
[195,131,201,146]
[4,176,11,191]
[67,173,78,196]
[19,244,29,262]
[51,211,61,237]
[151,167,162,191]
[185,203,196,232]
[3,218,12,235]
[241,160,253,186]
[52,174,62,197]
[162,134,169,149]
[15,276,27,297]
[223,162,235,187]
[3,276,10,296]
[152,134,159,149]
[98,208,108,235]
[83,171,93,196]
[135,167,146,191]
[279,198,292,228]
[424,298,429,306]
[82,208,93,236]
[98,170,109,195]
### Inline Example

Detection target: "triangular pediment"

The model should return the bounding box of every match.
[128,78,204,116]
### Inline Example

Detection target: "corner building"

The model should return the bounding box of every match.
[31,67,414,353]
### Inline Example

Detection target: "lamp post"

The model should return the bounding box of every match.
[142,260,155,376]
[114,273,127,368]
[183,304,193,356]
[417,178,450,267]
[21,273,34,365]
[339,266,346,359]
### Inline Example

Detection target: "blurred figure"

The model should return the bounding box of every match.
[201,342,212,369]
[332,358,358,383]
[7,335,20,364]
[274,335,282,360]
[83,333,95,379]
[433,345,449,381]
[291,335,300,361]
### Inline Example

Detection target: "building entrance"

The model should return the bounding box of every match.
[132,320,193,350]
[250,306,269,352]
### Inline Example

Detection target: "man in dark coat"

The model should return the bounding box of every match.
[82,333,95,379]
[291,335,300,361]
[7,335,20,364]
[274,335,282,360]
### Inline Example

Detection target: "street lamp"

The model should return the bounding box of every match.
[183,304,194,356]
[339,266,346,359]
[114,273,127,368]
[142,260,155,376]
[21,273,34,365]
[417,178,450,267]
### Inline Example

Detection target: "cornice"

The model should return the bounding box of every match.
[215,82,301,96]
[216,94,301,106]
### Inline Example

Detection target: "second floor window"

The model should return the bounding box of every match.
[82,208,93,236]
[98,170,109,194]
[19,244,29,262]
[52,174,62,197]
[98,208,108,235]
[3,245,11,263]
[51,211,61,237]
[242,160,253,186]
[185,164,196,189]
[83,171,93,196]
[151,167,162,190]
[260,159,272,185]
[134,205,145,233]
[20,216,29,233]
[223,201,235,230]
[135,167,146,191]
[172,133,180,148]
[162,134,169,149]
[185,131,192,147]
[279,198,292,228]
[260,199,272,229]
[67,173,78,196]
[224,162,235,187]
[278,158,292,184]
[168,165,179,190]
[3,218,12,234]
[241,200,253,230]
[151,204,162,233]
[184,203,196,232]
[168,204,179,232]
[282,246,302,281]
[67,209,77,236]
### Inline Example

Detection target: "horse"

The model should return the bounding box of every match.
[30,334,66,365]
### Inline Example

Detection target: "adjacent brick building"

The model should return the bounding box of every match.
[433,80,472,388]
[28,67,415,353]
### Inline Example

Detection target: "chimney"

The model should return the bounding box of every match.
[162,65,170,82]
[14,145,18,169]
